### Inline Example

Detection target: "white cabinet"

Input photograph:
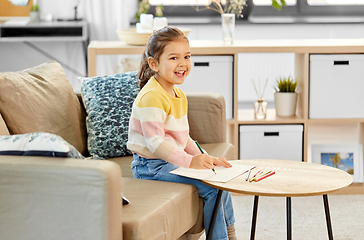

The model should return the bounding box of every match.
[310,54,364,119]
[239,125,303,161]
[179,55,234,119]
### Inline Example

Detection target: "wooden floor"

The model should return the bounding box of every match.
[331,183,364,195]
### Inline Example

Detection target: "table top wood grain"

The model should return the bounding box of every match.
[203,159,353,197]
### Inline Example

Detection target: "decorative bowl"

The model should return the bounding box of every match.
[116,28,191,46]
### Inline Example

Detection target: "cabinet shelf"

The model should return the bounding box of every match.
[307,118,364,124]
[237,109,305,124]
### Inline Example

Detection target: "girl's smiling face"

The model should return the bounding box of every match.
[148,39,191,96]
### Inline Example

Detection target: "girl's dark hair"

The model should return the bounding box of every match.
[138,26,189,89]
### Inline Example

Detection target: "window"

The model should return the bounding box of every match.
[143,0,364,19]
[147,0,222,17]
[307,0,364,5]
[301,0,364,15]
[149,0,211,4]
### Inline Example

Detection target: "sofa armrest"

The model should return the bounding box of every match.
[186,92,226,144]
[0,156,122,240]
[200,143,235,161]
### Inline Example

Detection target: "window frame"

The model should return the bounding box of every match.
[299,1,364,16]
[148,5,221,17]
[142,0,364,20]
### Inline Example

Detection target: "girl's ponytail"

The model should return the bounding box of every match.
[138,51,154,89]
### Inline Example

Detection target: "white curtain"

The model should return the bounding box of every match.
[80,0,137,76]
[34,0,136,90]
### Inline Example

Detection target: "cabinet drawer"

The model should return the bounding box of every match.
[309,54,364,119]
[179,55,234,119]
[239,125,303,161]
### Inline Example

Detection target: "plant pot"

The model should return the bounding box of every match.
[29,11,39,23]
[274,92,298,116]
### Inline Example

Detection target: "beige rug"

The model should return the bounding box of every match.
[199,194,364,240]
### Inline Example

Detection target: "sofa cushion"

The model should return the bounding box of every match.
[121,177,202,240]
[0,132,85,159]
[80,71,139,159]
[0,61,87,154]
[0,114,9,135]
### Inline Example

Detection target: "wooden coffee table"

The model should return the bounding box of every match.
[203,159,353,240]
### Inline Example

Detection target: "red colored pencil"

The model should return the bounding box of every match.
[255,171,275,182]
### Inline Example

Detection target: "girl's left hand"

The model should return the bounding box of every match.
[212,157,232,168]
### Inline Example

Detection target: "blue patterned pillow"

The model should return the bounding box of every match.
[80,71,139,159]
[0,132,85,159]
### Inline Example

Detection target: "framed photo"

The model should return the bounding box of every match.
[311,144,363,183]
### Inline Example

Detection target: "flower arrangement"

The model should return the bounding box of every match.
[135,0,164,20]
[195,0,287,17]
[196,0,247,18]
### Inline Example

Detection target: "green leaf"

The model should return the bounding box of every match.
[271,0,287,11]
[275,77,297,93]
[31,4,38,11]
[271,0,281,10]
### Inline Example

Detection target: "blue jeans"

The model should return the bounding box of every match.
[131,154,235,240]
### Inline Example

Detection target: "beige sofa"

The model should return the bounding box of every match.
[0,61,235,240]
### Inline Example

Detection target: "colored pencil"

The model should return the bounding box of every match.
[255,171,276,182]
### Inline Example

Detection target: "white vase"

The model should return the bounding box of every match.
[274,92,298,117]
[221,13,235,45]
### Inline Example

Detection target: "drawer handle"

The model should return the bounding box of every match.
[264,132,279,137]
[333,60,349,65]
[194,62,209,67]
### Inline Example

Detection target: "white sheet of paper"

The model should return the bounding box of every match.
[170,162,255,183]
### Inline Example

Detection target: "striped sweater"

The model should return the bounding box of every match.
[127,77,201,168]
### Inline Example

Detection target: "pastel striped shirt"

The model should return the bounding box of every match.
[127,77,201,168]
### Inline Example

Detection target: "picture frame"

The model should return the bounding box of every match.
[311,144,363,183]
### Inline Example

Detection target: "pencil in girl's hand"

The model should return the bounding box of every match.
[195,141,216,174]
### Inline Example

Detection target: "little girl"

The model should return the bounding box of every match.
[127,26,236,240]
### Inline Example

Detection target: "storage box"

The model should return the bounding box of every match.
[179,55,234,119]
[309,54,364,119]
[239,125,303,161]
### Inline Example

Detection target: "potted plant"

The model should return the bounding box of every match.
[274,76,298,116]
[30,2,39,23]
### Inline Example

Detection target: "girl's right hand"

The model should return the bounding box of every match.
[189,154,215,169]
